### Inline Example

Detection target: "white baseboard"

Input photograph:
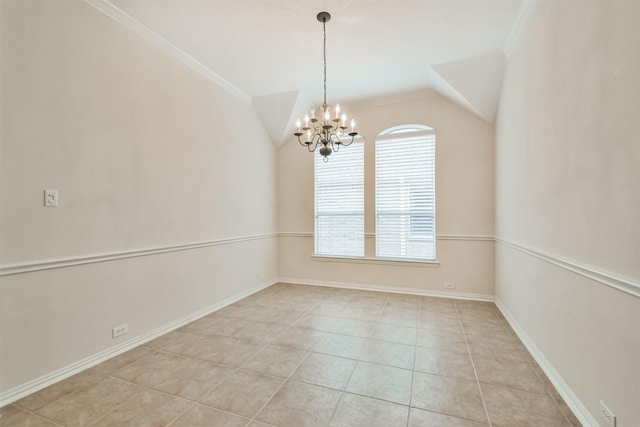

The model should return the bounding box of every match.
[0,278,278,408]
[278,276,494,302]
[494,297,598,427]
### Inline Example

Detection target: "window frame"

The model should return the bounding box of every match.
[375,125,436,261]
[313,138,365,258]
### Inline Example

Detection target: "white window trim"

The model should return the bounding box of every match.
[311,255,440,267]
[375,125,437,261]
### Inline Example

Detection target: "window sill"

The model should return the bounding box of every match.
[311,255,440,268]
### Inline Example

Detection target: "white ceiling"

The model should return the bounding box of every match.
[93,0,527,145]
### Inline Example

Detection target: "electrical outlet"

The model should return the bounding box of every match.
[445,282,455,289]
[112,324,128,338]
[599,401,616,427]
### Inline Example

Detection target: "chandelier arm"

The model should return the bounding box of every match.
[342,135,355,146]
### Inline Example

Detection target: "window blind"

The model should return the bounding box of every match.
[375,129,436,260]
[315,140,364,257]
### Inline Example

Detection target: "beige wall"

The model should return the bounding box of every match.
[0,1,277,394]
[495,1,640,425]
[278,94,495,297]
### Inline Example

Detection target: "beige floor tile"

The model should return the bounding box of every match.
[163,333,264,367]
[291,353,357,390]
[418,313,462,332]
[312,333,367,359]
[36,377,134,426]
[214,304,252,319]
[36,377,186,427]
[232,321,289,344]
[179,315,221,332]
[416,328,469,354]
[89,386,191,426]
[386,297,420,306]
[408,408,489,427]
[359,339,415,369]
[200,370,283,418]
[263,308,308,324]
[247,422,275,427]
[0,405,59,426]
[346,362,412,405]
[420,304,458,319]
[414,346,476,380]
[311,302,350,316]
[481,384,570,427]
[242,345,308,377]
[91,346,155,374]
[334,306,382,321]
[378,311,419,327]
[143,329,192,350]
[554,397,582,427]
[370,323,417,345]
[462,324,516,341]
[467,339,530,363]
[111,351,234,400]
[15,369,105,411]
[169,404,249,427]
[383,305,420,316]
[329,393,409,427]
[255,380,341,427]
[296,314,374,337]
[465,331,521,348]
[411,371,487,423]
[421,296,456,307]
[474,357,546,394]
[271,326,329,350]
[196,315,255,337]
[531,363,563,399]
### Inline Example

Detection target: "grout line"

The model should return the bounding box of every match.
[326,292,391,425]
[7,404,65,427]
[455,301,493,427]
[164,401,197,427]
[408,299,424,427]
[244,291,326,425]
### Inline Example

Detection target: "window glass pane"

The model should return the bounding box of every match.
[375,128,436,260]
[315,141,364,257]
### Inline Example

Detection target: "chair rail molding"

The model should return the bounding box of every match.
[495,237,640,298]
[0,233,278,277]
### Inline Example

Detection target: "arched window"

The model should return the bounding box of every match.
[375,125,436,260]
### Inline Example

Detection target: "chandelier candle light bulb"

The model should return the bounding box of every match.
[293,11,358,161]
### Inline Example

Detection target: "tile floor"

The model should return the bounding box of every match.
[1,283,582,426]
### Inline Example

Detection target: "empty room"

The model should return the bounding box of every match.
[0,0,638,426]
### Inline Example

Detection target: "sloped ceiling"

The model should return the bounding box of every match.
[88,0,530,146]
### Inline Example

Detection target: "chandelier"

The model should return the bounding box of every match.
[294,12,358,162]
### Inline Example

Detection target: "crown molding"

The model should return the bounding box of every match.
[84,0,252,104]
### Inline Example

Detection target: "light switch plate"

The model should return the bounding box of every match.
[44,189,58,207]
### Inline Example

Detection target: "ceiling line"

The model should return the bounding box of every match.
[503,0,539,58]
[84,0,252,105]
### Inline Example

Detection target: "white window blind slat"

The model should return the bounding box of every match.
[376,128,436,260]
[315,141,364,257]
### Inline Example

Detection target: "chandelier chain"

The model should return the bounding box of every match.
[322,19,327,109]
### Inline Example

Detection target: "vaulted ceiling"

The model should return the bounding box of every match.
[89,0,531,146]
